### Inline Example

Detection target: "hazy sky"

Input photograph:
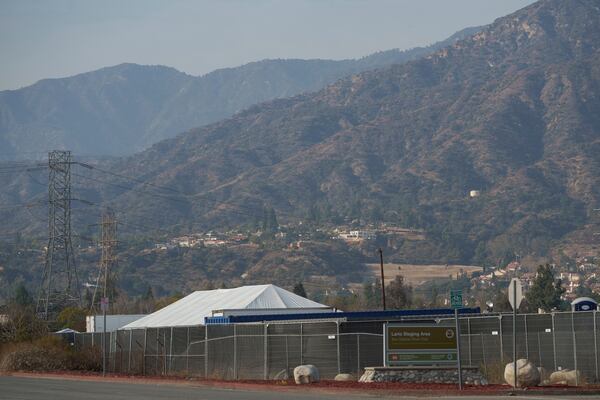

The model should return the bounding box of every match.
[0,0,535,91]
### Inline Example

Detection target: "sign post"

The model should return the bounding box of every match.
[508,278,522,389]
[101,297,109,377]
[450,290,463,390]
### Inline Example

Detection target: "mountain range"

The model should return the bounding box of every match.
[92,0,600,265]
[0,27,479,158]
[1,0,599,288]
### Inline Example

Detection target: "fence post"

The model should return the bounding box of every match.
[499,315,504,364]
[143,328,147,376]
[186,327,190,377]
[163,331,167,375]
[480,333,487,377]
[300,323,303,365]
[155,329,159,375]
[571,312,579,386]
[357,334,361,376]
[264,324,268,380]
[128,330,133,373]
[336,321,341,375]
[204,326,208,379]
[285,335,289,378]
[233,324,237,380]
[594,310,599,383]
[552,313,557,371]
[524,314,529,360]
[467,318,472,366]
[537,332,542,369]
[169,327,174,374]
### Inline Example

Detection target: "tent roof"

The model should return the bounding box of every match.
[55,328,79,334]
[122,284,328,329]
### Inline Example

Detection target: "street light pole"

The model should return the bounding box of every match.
[379,248,386,310]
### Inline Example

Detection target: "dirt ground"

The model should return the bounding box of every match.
[366,263,483,286]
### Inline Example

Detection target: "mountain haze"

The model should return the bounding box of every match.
[0,27,480,158]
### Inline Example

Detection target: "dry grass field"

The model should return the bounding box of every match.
[366,263,483,287]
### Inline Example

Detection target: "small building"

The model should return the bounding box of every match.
[572,297,598,312]
[86,314,147,333]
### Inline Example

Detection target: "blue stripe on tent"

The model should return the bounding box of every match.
[205,307,480,324]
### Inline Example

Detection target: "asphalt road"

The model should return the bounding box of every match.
[2,376,600,400]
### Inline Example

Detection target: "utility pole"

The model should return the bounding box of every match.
[91,208,117,312]
[379,248,387,310]
[91,208,117,378]
[37,150,80,319]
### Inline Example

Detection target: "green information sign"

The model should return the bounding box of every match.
[450,289,463,309]
[384,323,458,366]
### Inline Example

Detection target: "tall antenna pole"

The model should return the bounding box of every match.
[91,208,117,313]
[37,150,81,319]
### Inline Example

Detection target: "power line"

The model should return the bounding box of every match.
[73,162,296,220]
[0,200,47,210]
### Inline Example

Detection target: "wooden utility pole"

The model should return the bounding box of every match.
[379,248,386,310]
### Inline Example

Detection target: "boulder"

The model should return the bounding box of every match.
[549,369,581,386]
[334,373,355,381]
[358,369,375,383]
[538,366,550,385]
[293,364,320,384]
[504,359,541,388]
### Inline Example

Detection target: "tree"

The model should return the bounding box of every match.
[0,304,47,343]
[574,285,600,302]
[262,206,279,233]
[362,280,382,309]
[56,307,87,331]
[143,286,154,302]
[293,282,307,298]
[13,283,33,307]
[386,275,412,309]
[429,285,440,308]
[491,289,512,312]
[525,264,566,312]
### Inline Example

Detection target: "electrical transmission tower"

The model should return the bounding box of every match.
[91,209,117,313]
[37,150,81,319]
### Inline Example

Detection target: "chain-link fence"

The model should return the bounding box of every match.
[441,311,600,383]
[73,311,600,383]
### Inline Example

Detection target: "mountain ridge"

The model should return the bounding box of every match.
[0,27,481,158]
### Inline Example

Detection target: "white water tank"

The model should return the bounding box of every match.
[469,190,481,198]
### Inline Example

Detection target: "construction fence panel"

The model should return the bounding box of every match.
[339,321,383,376]
[553,312,576,372]
[129,329,145,375]
[206,324,234,380]
[266,323,301,379]
[235,325,265,380]
[168,327,188,375]
[301,322,339,379]
[573,312,596,383]
[188,326,206,377]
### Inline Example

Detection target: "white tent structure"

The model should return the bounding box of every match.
[122,284,330,329]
